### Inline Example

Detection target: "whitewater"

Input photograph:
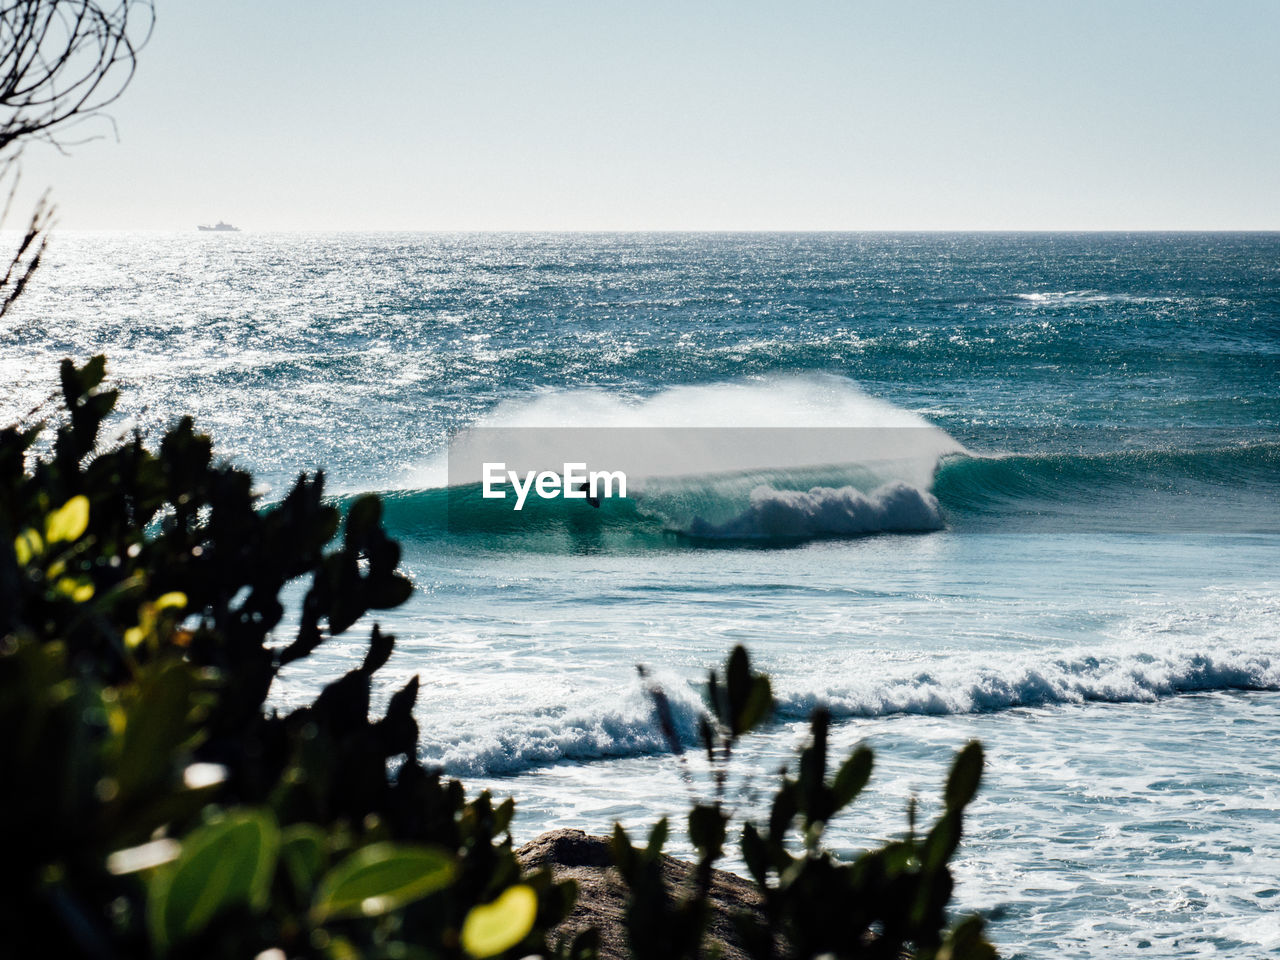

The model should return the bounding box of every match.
[6,231,1279,958]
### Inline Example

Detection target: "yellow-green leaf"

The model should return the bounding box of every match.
[155,591,188,610]
[46,494,89,543]
[14,528,42,565]
[311,843,454,923]
[55,577,94,602]
[461,884,538,958]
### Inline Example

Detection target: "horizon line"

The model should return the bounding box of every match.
[25,227,1280,235]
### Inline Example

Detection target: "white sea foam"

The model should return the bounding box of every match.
[774,647,1280,721]
[398,374,965,492]
[414,585,1280,778]
[474,374,937,431]
[423,642,1278,779]
[420,673,706,777]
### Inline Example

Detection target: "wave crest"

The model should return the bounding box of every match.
[684,481,943,541]
[423,676,705,777]
[776,648,1279,721]
[423,624,1280,778]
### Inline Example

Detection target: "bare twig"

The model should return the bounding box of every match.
[0,0,155,153]
[0,1,153,317]
[0,159,53,317]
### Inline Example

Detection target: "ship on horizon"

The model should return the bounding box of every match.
[197,221,240,232]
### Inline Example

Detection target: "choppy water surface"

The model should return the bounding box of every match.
[6,232,1279,957]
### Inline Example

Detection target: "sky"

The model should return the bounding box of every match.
[16,0,1280,231]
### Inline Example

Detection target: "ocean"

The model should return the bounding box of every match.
[6,231,1279,958]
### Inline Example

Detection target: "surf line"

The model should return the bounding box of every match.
[482,462,627,511]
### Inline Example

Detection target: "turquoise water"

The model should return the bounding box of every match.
[7,232,1280,957]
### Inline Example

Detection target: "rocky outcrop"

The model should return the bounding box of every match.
[516,828,764,960]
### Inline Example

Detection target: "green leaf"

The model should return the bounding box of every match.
[114,660,210,800]
[688,803,726,857]
[368,572,414,609]
[61,355,106,405]
[923,809,963,870]
[494,797,516,835]
[147,809,279,952]
[944,741,984,811]
[45,494,89,543]
[706,669,724,727]
[311,842,454,922]
[610,823,635,874]
[736,675,774,737]
[280,824,327,899]
[832,745,874,810]
[726,645,750,732]
[797,709,831,821]
[740,823,770,884]
[13,527,42,565]
[461,884,538,958]
[939,914,998,960]
[646,817,669,857]
[361,624,395,675]
[82,354,108,390]
[344,494,383,544]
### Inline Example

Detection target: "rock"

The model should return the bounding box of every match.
[517,828,764,960]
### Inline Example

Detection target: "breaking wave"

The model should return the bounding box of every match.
[366,441,1279,547]
[684,481,942,540]
[426,641,1280,778]
[343,377,1280,546]
[773,647,1280,721]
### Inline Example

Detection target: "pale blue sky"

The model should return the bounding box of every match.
[20,0,1280,230]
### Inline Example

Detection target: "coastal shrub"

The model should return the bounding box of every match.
[617,651,995,960]
[0,356,577,959]
[2,357,994,959]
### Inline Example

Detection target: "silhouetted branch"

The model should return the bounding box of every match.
[0,156,52,318]
[0,0,154,153]
[0,1,152,318]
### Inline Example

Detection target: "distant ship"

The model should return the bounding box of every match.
[197,221,240,232]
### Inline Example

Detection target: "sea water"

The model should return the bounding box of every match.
[6,232,1279,958]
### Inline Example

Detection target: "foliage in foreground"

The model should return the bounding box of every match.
[1,356,574,959]
[1,356,994,959]
[620,652,993,960]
